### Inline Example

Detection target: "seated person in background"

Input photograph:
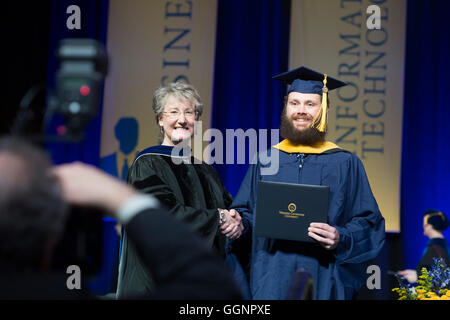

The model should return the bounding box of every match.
[397,209,450,283]
[0,136,241,300]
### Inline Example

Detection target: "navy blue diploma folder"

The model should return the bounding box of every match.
[254,181,330,243]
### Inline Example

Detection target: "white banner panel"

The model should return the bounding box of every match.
[289,0,406,231]
[100,0,217,178]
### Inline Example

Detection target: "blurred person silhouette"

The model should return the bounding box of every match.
[397,209,450,283]
[0,136,84,299]
[101,117,139,181]
[0,136,241,300]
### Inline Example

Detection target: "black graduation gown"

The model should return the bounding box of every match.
[416,238,450,273]
[116,145,233,299]
[0,207,242,300]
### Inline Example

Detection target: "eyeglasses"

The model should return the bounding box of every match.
[163,109,197,120]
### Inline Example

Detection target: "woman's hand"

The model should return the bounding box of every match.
[218,209,244,240]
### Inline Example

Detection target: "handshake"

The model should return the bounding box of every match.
[217,208,244,241]
[55,162,245,242]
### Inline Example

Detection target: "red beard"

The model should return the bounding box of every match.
[280,107,326,145]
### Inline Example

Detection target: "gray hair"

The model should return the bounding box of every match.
[152,81,203,122]
[152,82,204,143]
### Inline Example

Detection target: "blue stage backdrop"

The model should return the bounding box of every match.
[400,0,450,270]
[211,0,291,197]
[41,0,450,297]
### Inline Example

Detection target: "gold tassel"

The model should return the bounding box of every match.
[312,74,328,132]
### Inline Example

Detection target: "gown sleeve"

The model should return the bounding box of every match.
[333,155,386,264]
[224,163,258,299]
[126,207,242,299]
[229,163,260,238]
[127,157,220,242]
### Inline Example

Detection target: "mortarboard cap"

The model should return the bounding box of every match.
[273,66,347,132]
[423,209,449,231]
[273,66,347,95]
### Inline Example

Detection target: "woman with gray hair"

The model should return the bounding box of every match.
[116,82,243,299]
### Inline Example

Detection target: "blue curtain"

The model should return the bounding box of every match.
[211,0,291,196]
[45,0,116,295]
[401,0,450,269]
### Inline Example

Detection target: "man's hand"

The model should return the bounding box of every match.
[397,269,418,283]
[52,162,137,215]
[308,222,340,250]
[218,209,244,240]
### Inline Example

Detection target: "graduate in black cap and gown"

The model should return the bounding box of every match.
[228,66,386,300]
[397,209,450,283]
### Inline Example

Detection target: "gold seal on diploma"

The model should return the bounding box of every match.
[288,203,296,213]
[279,203,304,219]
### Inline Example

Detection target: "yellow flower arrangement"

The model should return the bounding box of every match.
[392,258,450,300]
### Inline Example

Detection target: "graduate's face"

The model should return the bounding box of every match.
[423,223,432,237]
[280,92,326,145]
[285,92,322,131]
[159,96,196,146]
